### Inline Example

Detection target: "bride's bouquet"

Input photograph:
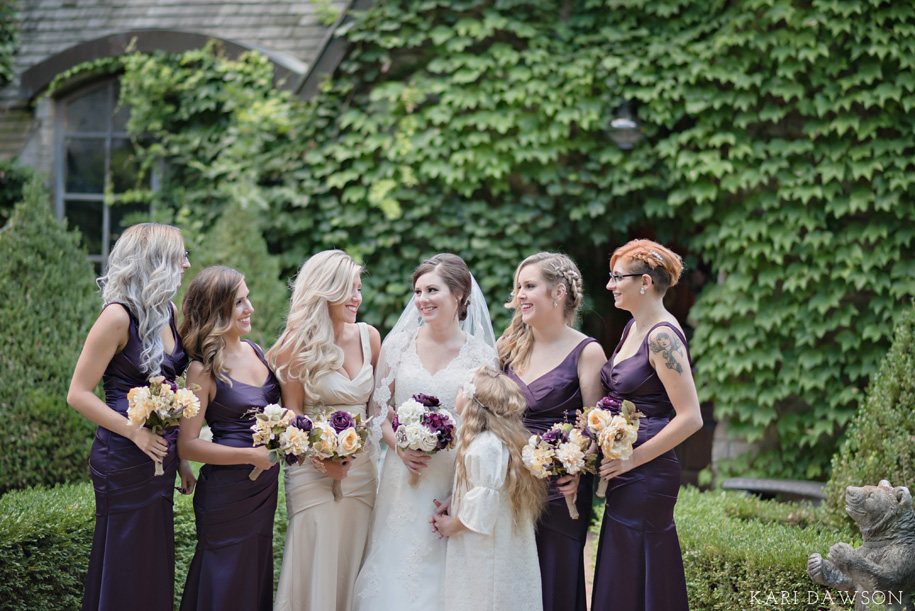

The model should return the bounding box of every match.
[392,393,456,486]
[249,404,312,480]
[127,374,201,476]
[578,396,643,498]
[308,408,372,499]
[521,422,595,519]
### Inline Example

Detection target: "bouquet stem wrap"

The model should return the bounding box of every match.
[332,479,342,501]
[596,477,609,498]
[564,493,579,520]
[408,471,420,486]
[249,467,263,481]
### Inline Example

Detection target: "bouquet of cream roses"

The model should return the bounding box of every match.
[127,374,201,476]
[249,404,313,480]
[579,396,643,497]
[308,408,371,499]
[521,422,595,519]
[393,393,456,486]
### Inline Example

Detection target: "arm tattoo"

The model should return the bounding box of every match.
[649,331,684,374]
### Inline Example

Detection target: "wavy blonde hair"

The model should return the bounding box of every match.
[267,250,362,406]
[610,239,683,295]
[455,365,546,530]
[99,222,186,376]
[498,252,584,374]
[179,266,246,386]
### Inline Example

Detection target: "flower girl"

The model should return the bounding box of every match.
[431,365,546,611]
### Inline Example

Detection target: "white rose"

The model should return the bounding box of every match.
[556,442,586,474]
[396,399,426,425]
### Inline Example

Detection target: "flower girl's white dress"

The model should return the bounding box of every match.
[443,431,542,611]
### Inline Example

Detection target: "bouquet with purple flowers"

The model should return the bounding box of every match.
[393,393,456,486]
[308,408,372,499]
[521,421,595,519]
[249,404,313,480]
[577,396,643,498]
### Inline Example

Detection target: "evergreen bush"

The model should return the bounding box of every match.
[0,177,99,492]
[0,159,34,228]
[176,195,289,350]
[824,303,915,529]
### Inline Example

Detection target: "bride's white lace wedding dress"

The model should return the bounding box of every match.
[352,326,497,610]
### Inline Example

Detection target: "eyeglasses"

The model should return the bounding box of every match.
[608,272,642,284]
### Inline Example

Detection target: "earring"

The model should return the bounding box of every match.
[553,300,558,307]
[640,287,646,295]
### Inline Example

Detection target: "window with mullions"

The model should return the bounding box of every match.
[55,79,150,272]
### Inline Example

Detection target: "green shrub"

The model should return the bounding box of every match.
[671,488,859,610]
[0,160,34,228]
[176,195,289,349]
[0,474,290,609]
[824,304,915,529]
[0,177,99,493]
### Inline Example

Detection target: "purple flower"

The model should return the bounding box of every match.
[392,415,401,431]
[541,429,563,446]
[291,415,313,433]
[165,379,179,393]
[285,453,300,466]
[422,413,455,450]
[597,396,621,410]
[329,410,355,433]
[413,393,441,408]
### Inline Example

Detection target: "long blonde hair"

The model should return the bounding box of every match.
[455,366,546,529]
[99,223,186,375]
[179,266,246,385]
[267,250,362,405]
[498,252,584,374]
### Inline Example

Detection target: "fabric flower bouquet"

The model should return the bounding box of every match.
[393,393,456,486]
[249,403,313,480]
[579,396,643,497]
[127,374,201,476]
[250,404,370,497]
[521,422,595,519]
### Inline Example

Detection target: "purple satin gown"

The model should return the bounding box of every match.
[179,341,280,611]
[506,337,596,611]
[591,320,690,611]
[83,303,189,611]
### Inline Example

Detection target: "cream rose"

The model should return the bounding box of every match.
[337,427,362,455]
[587,408,613,433]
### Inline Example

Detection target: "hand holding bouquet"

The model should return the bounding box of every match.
[393,393,456,486]
[249,404,312,480]
[127,374,201,476]
[521,422,595,519]
[308,408,371,500]
[580,396,643,497]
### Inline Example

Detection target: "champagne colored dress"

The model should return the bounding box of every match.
[274,323,377,611]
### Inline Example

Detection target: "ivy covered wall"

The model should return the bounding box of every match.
[85,0,915,480]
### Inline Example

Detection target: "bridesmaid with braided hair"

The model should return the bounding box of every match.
[498,252,607,611]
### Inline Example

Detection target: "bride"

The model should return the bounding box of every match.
[353,253,497,610]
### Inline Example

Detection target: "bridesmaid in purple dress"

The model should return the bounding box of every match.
[67,223,196,611]
[176,267,280,611]
[499,252,607,611]
[592,239,703,611]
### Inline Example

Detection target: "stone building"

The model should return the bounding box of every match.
[1,0,362,265]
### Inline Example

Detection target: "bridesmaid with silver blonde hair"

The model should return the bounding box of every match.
[269,250,381,611]
[68,222,196,611]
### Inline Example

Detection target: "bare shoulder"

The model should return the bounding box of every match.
[581,339,608,363]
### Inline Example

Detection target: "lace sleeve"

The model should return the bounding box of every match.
[368,329,413,453]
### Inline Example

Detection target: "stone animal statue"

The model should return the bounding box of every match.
[808,480,915,610]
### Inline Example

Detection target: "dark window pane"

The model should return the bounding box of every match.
[64,200,104,256]
[110,139,140,192]
[67,86,109,133]
[65,138,106,194]
[109,202,149,250]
